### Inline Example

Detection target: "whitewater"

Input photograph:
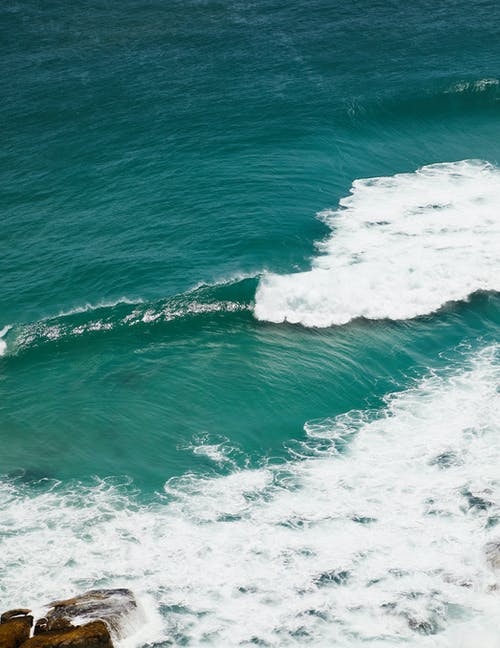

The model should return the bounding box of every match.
[255,160,500,327]
[1,344,499,647]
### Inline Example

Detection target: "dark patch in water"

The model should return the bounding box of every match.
[108,370,145,387]
[288,626,312,640]
[428,450,463,469]
[402,591,425,600]
[313,569,350,587]
[380,601,397,611]
[159,604,192,616]
[279,516,308,529]
[407,616,440,635]
[424,497,451,517]
[352,515,377,524]
[217,513,242,522]
[7,467,54,485]
[237,585,258,595]
[462,489,493,511]
[244,636,270,646]
[388,568,409,578]
[301,609,328,621]
[382,599,442,636]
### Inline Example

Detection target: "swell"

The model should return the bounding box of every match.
[339,78,500,126]
[0,278,257,358]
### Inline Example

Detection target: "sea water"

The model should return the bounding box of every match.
[1,1,500,646]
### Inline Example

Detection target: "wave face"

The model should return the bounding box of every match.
[1,345,499,646]
[255,160,500,327]
[0,279,255,358]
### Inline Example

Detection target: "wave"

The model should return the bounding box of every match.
[0,279,257,357]
[255,160,500,327]
[445,78,499,94]
[55,297,145,318]
[341,78,500,124]
[1,344,500,646]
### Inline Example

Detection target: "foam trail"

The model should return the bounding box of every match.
[0,325,11,356]
[255,160,500,327]
[1,345,499,646]
[56,298,144,318]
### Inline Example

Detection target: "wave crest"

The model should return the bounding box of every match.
[1,279,256,357]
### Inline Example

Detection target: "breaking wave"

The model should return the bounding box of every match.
[0,279,256,357]
[1,344,500,646]
[254,160,500,327]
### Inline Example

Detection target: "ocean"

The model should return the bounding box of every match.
[1,0,500,645]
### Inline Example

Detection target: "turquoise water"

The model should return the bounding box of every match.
[1,1,500,645]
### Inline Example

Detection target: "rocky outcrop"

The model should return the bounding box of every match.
[0,613,32,626]
[33,619,73,636]
[1,589,143,648]
[43,589,141,639]
[0,610,33,648]
[20,622,112,648]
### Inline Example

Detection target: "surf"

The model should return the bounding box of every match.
[254,160,500,327]
[1,344,499,646]
[0,278,256,358]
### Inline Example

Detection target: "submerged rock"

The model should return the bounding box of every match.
[0,611,33,648]
[19,621,112,648]
[43,589,142,639]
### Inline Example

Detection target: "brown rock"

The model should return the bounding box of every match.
[1,612,32,625]
[34,619,74,636]
[0,618,32,648]
[44,589,141,639]
[19,621,113,648]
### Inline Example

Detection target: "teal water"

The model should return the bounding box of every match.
[1,1,500,645]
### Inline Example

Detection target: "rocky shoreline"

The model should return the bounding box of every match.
[0,590,142,648]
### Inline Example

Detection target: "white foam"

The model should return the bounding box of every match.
[0,325,11,356]
[6,300,248,355]
[446,79,499,93]
[1,345,499,646]
[56,298,143,318]
[254,160,500,327]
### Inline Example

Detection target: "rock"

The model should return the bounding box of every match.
[33,619,73,636]
[0,612,32,626]
[19,621,112,648]
[43,589,142,639]
[0,613,33,648]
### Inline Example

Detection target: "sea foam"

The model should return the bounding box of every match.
[0,325,11,356]
[1,345,499,646]
[254,160,500,327]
